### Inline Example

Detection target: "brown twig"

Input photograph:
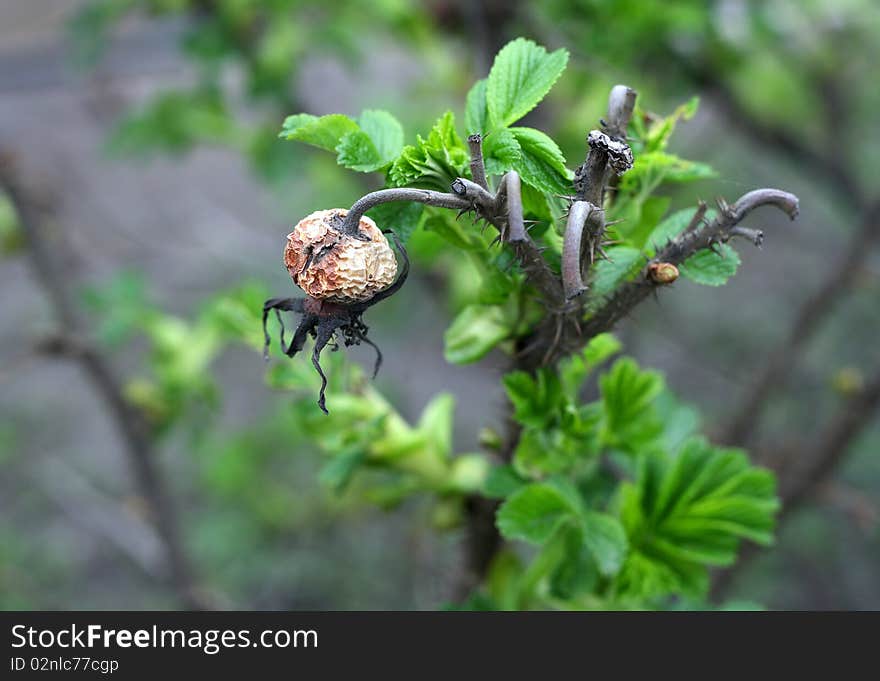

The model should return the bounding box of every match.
[578,190,798,342]
[0,151,209,610]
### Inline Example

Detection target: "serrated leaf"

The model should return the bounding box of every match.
[503,368,563,428]
[465,78,488,135]
[483,128,521,176]
[599,358,664,448]
[583,333,623,369]
[335,110,404,172]
[590,246,644,298]
[509,127,572,195]
[647,207,697,251]
[358,110,404,163]
[486,38,569,128]
[483,464,528,499]
[580,511,628,577]
[389,111,469,191]
[444,304,511,364]
[278,113,359,151]
[679,244,740,286]
[366,201,423,243]
[421,208,481,250]
[496,483,576,544]
[618,437,779,600]
[513,428,580,477]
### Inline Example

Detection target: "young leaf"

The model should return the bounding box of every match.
[278,113,359,151]
[647,206,698,250]
[483,128,522,176]
[496,482,576,544]
[365,202,424,244]
[580,511,628,577]
[509,127,573,195]
[590,246,644,298]
[336,109,404,172]
[486,38,569,128]
[389,111,469,191]
[444,304,511,364]
[484,464,528,499]
[618,438,779,599]
[599,358,664,448]
[679,244,741,286]
[503,368,563,428]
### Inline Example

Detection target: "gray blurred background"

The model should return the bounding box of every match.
[1,0,878,609]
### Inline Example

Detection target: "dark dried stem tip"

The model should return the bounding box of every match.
[467,134,489,190]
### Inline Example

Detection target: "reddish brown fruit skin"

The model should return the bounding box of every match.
[284,209,397,303]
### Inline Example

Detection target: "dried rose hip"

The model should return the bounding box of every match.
[263,210,409,414]
[284,209,398,303]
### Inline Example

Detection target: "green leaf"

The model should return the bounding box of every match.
[444,304,511,364]
[358,110,404,163]
[389,111,469,191]
[557,333,623,404]
[599,358,664,448]
[580,511,628,577]
[486,38,569,128]
[421,208,481,250]
[465,78,488,135]
[509,127,572,195]
[503,368,563,428]
[418,393,456,462]
[366,202,424,243]
[590,246,644,298]
[641,97,700,153]
[484,464,528,499]
[335,110,404,172]
[278,113,359,151]
[496,483,576,544]
[617,438,779,598]
[583,333,623,369]
[624,195,671,250]
[646,207,697,251]
[679,244,741,286]
[513,428,581,477]
[483,128,521,177]
[319,448,367,492]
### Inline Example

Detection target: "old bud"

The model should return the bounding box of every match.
[284,209,398,303]
[587,129,634,175]
[647,262,679,285]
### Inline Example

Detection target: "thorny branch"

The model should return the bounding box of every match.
[0,151,209,610]
[580,190,799,340]
[333,83,800,600]
[340,170,566,311]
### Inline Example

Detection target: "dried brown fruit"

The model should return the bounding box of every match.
[284,209,398,303]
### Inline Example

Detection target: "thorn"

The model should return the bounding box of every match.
[597,245,613,262]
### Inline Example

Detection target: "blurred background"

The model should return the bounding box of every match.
[0,0,878,610]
